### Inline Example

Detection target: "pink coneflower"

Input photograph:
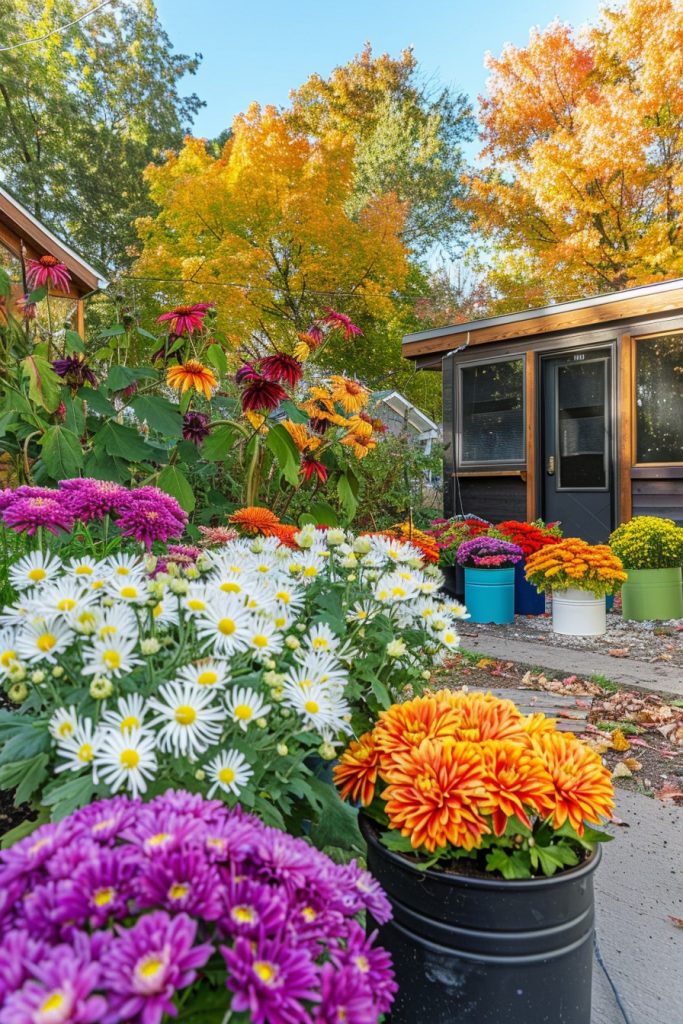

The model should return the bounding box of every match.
[58,478,128,522]
[15,294,37,321]
[157,303,214,336]
[25,255,71,293]
[198,525,239,546]
[2,496,73,536]
[322,308,363,340]
[182,411,211,446]
[259,353,303,387]
[301,455,328,484]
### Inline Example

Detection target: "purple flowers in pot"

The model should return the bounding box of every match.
[456,536,524,569]
[0,790,397,1024]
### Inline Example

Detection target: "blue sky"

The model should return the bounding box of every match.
[157,0,602,141]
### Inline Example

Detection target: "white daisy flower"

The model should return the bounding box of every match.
[82,634,141,677]
[285,654,347,695]
[374,571,419,604]
[195,597,252,656]
[96,605,138,642]
[301,622,340,654]
[15,620,72,663]
[48,705,79,742]
[8,551,61,591]
[41,581,98,619]
[206,749,253,798]
[225,686,271,731]
[345,601,378,624]
[150,596,180,627]
[64,555,101,580]
[71,606,101,635]
[94,727,157,798]
[107,576,149,605]
[242,580,278,615]
[103,553,144,578]
[0,627,20,676]
[176,659,230,690]
[273,583,305,617]
[281,680,352,734]
[213,571,247,597]
[149,681,223,759]
[296,552,326,582]
[439,625,460,650]
[0,600,35,629]
[55,718,100,779]
[102,694,147,734]
[246,618,284,662]
[181,584,213,615]
[444,600,470,620]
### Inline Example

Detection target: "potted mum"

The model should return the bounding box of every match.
[497,519,562,615]
[427,517,492,599]
[456,536,524,624]
[335,690,614,1024]
[609,516,683,621]
[525,538,627,636]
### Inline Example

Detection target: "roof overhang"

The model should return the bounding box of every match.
[0,185,108,294]
[402,277,683,363]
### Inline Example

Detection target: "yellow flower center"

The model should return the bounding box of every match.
[187,598,206,610]
[78,743,93,763]
[231,904,256,923]
[354,955,370,973]
[416,772,435,793]
[146,832,170,847]
[137,955,164,980]
[0,649,16,667]
[120,748,140,769]
[91,580,104,590]
[92,817,115,833]
[37,633,56,652]
[168,882,190,901]
[75,565,93,575]
[120,715,139,732]
[276,591,290,604]
[103,649,121,670]
[253,960,278,985]
[218,618,235,635]
[391,586,407,598]
[220,582,241,593]
[252,634,268,648]
[153,603,162,619]
[57,598,76,611]
[218,766,236,785]
[304,700,320,714]
[93,886,116,907]
[234,704,253,721]
[78,611,97,627]
[57,721,73,738]
[40,991,65,1014]
[197,670,218,686]
[120,586,138,599]
[312,638,329,649]
[116,567,130,576]
[175,704,197,725]
[28,567,46,582]
[100,625,117,637]
[303,566,318,577]
[301,906,317,922]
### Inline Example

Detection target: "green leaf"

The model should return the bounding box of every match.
[132,395,182,438]
[310,500,339,527]
[106,365,157,391]
[1,815,44,849]
[0,728,50,765]
[530,842,580,876]
[370,675,392,709]
[78,386,116,417]
[62,394,85,435]
[206,343,228,377]
[380,830,416,852]
[6,753,50,806]
[21,355,61,412]
[92,346,114,361]
[64,330,85,354]
[39,425,84,478]
[135,326,158,341]
[93,421,158,461]
[157,465,195,513]
[266,423,300,487]
[485,847,532,880]
[98,324,126,338]
[0,268,11,297]
[336,472,358,521]
[280,400,309,424]
[83,451,128,482]
[307,777,363,852]
[41,775,96,819]
[27,284,47,304]
[202,424,237,462]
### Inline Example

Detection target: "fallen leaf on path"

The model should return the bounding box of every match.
[609,815,629,827]
[612,762,632,778]
[623,757,642,772]
[611,729,631,751]
[608,648,630,658]
[476,658,496,669]
[655,782,683,803]
[668,916,683,928]
[652,653,673,662]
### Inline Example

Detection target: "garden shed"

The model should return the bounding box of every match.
[402,279,683,541]
[0,183,108,335]
[369,389,440,453]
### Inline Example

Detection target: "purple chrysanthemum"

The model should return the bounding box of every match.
[456,536,524,569]
[332,861,393,925]
[58,478,128,522]
[2,496,74,536]
[113,488,187,549]
[101,911,212,1024]
[0,944,106,1024]
[0,489,15,511]
[137,848,223,920]
[313,962,377,1024]
[0,931,44,1004]
[221,876,287,939]
[333,922,398,1015]
[222,934,320,1024]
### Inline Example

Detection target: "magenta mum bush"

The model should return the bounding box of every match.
[0,791,396,1024]
[456,536,524,569]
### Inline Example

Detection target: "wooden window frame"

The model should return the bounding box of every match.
[631,327,683,470]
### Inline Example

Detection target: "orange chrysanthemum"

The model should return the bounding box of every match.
[333,731,380,806]
[268,523,300,548]
[166,360,218,400]
[382,739,489,852]
[534,732,614,835]
[451,692,528,744]
[228,507,281,536]
[374,693,463,767]
[479,740,556,836]
[329,375,369,414]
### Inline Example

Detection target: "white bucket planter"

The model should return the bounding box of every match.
[552,588,606,636]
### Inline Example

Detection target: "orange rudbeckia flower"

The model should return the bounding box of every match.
[166,360,217,400]
[329,375,369,414]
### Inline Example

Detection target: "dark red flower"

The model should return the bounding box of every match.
[260,353,303,387]
[301,455,328,483]
[309,416,330,435]
[322,308,363,340]
[182,411,211,446]
[308,323,325,343]
[157,302,214,335]
[52,354,97,387]
[235,363,261,384]
[241,375,287,413]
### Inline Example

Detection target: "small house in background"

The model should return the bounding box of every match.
[370,390,440,454]
[402,279,683,541]
[0,184,108,335]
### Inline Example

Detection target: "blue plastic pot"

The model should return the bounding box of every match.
[514,561,545,615]
[464,566,515,624]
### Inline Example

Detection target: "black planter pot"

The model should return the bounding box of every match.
[440,564,464,601]
[360,815,600,1024]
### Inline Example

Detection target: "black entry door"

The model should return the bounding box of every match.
[541,349,614,542]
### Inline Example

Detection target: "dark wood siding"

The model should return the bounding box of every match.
[632,478,683,523]
[456,476,527,523]
[442,355,456,517]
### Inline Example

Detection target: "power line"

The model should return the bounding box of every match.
[0,0,114,53]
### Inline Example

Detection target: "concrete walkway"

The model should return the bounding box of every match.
[460,627,683,698]
[592,789,683,1023]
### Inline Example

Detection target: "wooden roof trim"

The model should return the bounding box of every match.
[402,279,683,359]
[0,186,108,294]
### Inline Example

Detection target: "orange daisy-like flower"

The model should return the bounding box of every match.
[479,740,555,836]
[533,732,614,836]
[382,739,489,852]
[520,712,558,744]
[329,375,369,414]
[166,360,218,400]
[452,692,528,744]
[333,732,381,806]
[268,523,300,548]
[282,419,320,453]
[374,693,463,767]
[228,507,281,536]
[340,429,377,459]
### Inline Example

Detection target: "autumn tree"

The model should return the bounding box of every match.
[470,0,683,307]
[135,104,409,353]
[288,45,474,257]
[0,0,202,268]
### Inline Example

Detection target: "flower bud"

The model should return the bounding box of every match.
[285,636,300,650]
[169,578,188,595]
[327,529,346,547]
[256,717,267,729]
[141,638,161,655]
[52,666,65,678]
[318,742,336,760]
[195,769,206,781]
[276,743,289,757]
[8,682,28,703]
[90,676,113,700]
[31,670,45,684]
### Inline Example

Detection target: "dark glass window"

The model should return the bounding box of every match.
[557,360,607,489]
[636,335,683,464]
[460,359,524,463]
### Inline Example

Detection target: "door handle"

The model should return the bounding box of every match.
[547,454,555,475]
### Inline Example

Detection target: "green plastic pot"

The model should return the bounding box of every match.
[621,567,683,621]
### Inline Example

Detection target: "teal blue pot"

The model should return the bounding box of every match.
[464,566,515,624]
